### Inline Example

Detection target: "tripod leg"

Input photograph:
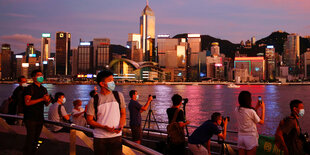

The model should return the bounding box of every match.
[150,111,160,130]
[143,110,151,130]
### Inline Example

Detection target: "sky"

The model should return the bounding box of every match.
[0,0,309,54]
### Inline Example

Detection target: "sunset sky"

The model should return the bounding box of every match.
[0,0,309,53]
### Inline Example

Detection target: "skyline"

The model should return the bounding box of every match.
[0,0,309,53]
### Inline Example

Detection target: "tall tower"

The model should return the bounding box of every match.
[140,0,156,62]
[283,33,300,75]
[1,44,13,80]
[56,31,71,75]
[41,33,51,62]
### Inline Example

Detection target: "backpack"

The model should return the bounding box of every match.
[93,91,121,121]
[58,104,72,124]
[167,108,185,145]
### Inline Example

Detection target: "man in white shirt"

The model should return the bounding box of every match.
[86,70,126,155]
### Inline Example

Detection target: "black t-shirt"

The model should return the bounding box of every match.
[11,86,25,114]
[23,83,48,121]
[128,99,143,126]
[188,120,221,144]
[167,108,185,123]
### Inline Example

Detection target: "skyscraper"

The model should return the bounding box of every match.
[211,42,220,57]
[265,45,276,80]
[140,1,156,62]
[77,41,93,74]
[127,33,142,62]
[41,33,51,62]
[93,38,110,72]
[1,44,13,80]
[56,31,71,75]
[283,33,300,75]
[25,43,35,62]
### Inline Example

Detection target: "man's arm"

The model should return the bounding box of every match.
[140,96,153,112]
[118,108,126,131]
[275,121,289,155]
[24,95,49,106]
[86,115,114,132]
[218,119,228,140]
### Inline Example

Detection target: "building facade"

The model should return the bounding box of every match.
[56,31,71,75]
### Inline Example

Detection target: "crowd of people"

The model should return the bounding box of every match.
[2,69,309,155]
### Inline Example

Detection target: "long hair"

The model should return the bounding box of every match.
[238,91,253,109]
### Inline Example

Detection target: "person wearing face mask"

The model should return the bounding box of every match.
[86,70,126,155]
[275,100,306,155]
[128,90,153,144]
[8,76,27,125]
[72,99,87,127]
[188,112,228,155]
[24,70,51,155]
[48,92,71,132]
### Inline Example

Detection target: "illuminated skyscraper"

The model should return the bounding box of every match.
[41,33,51,62]
[265,45,276,80]
[127,33,142,62]
[93,38,110,72]
[56,31,71,75]
[211,42,220,57]
[140,1,156,62]
[283,33,300,75]
[25,43,35,62]
[77,41,93,74]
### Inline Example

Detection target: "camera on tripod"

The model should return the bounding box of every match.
[182,98,188,105]
[149,95,156,99]
[220,116,230,126]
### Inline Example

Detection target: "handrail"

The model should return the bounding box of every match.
[0,113,162,155]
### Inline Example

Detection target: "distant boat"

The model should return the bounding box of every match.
[227,83,240,88]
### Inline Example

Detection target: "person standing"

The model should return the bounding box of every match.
[8,76,27,125]
[275,100,307,155]
[48,92,71,132]
[23,70,51,155]
[235,91,265,155]
[128,90,153,144]
[188,112,228,155]
[166,94,190,155]
[86,70,126,155]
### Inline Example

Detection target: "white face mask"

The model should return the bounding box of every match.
[62,97,66,104]
[22,83,28,87]
[299,109,305,117]
[136,95,139,100]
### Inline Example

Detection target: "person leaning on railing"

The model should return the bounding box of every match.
[188,112,228,155]
[235,91,265,155]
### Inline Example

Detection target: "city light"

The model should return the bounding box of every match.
[267,45,274,49]
[16,55,23,59]
[235,57,264,61]
[22,63,29,67]
[157,34,170,38]
[43,61,48,65]
[80,42,91,46]
[29,54,36,57]
[36,63,40,66]
[215,63,222,67]
[42,33,51,38]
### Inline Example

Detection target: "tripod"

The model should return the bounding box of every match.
[142,101,160,135]
[183,103,189,137]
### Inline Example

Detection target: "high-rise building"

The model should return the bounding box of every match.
[1,44,13,80]
[41,33,51,62]
[251,36,256,45]
[211,42,220,57]
[56,31,71,75]
[283,33,300,75]
[157,35,179,68]
[77,41,93,74]
[140,1,156,62]
[265,45,276,80]
[234,57,265,81]
[127,33,142,62]
[93,38,110,72]
[25,43,35,62]
[304,49,310,79]
[71,48,78,76]
[15,55,24,78]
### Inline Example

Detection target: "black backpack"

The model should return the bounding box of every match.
[58,104,72,124]
[93,91,121,121]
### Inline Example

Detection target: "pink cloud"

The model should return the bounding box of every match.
[0,34,41,53]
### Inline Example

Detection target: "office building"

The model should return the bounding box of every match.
[127,33,143,62]
[93,38,110,72]
[234,57,265,81]
[1,44,13,80]
[56,31,71,75]
[265,45,276,80]
[140,2,156,62]
[283,33,300,75]
[303,49,310,79]
[77,41,93,74]
[25,43,36,63]
[41,33,51,62]
[211,42,220,57]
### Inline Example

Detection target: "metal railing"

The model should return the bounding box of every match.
[0,113,162,155]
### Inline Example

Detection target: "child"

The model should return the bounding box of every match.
[72,99,87,127]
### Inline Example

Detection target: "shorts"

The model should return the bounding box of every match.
[130,125,142,141]
[238,135,258,150]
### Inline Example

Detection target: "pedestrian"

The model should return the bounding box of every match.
[48,92,71,132]
[72,99,87,127]
[188,112,228,155]
[128,90,153,144]
[235,91,265,155]
[275,100,308,155]
[86,70,126,155]
[166,94,190,155]
[8,76,27,125]
[23,70,51,155]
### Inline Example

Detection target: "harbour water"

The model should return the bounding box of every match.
[1,84,309,139]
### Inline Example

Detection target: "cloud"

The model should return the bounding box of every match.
[5,13,34,18]
[0,34,41,53]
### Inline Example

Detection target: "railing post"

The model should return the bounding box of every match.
[70,129,76,155]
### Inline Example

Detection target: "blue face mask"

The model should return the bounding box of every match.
[106,81,115,91]
[299,109,305,117]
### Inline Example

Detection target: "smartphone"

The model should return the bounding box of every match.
[258,96,262,104]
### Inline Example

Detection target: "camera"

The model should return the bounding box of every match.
[182,98,188,105]
[149,95,156,99]
[258,96,262,104]
[220,116,230,126]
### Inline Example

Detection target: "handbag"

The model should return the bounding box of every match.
[167,108,185,145]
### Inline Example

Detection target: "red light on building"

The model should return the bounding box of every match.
[100,42,110,45]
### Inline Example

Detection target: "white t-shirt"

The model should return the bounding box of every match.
[87,92,126,138]
[48,103,68,132]
[235,107,261,138]
[72,107,87,127]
